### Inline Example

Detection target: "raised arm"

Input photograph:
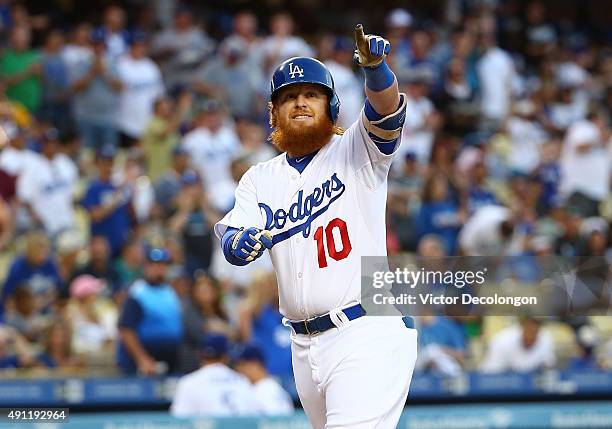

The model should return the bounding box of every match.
[354,24,400,115]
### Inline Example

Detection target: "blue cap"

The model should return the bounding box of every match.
[201,334,229,358]
[128,30,148,45]
[233,343,265,364]
[97,144,117,159]
[333,36,352,52]
[404,152,417,162]
[146,247,171,263]
[180,170,199,186]
[90,28,106,44]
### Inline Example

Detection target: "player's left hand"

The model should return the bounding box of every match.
[354,24,391,68]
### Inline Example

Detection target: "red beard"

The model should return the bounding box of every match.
[270,110,334,158]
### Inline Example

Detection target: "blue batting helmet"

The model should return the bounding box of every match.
[270,57,340,123]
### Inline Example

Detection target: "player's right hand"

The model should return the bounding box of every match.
[230,227,273,263]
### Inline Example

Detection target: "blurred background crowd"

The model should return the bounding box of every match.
[0,0,611,397]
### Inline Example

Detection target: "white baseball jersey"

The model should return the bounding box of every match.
[170,363,260,417]
[214,116,400,320]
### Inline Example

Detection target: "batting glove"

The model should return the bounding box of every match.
[354,24,391,68]
[231,227,273,263]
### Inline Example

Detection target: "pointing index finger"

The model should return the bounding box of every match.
[354,24,368,52]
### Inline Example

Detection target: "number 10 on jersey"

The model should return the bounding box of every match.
[313,218,352,268]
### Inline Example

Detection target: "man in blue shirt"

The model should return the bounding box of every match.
[2,231,61,315]
[81,145,132,258]
[117,247,183,375]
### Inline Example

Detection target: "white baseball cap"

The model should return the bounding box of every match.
[387,9,412,28]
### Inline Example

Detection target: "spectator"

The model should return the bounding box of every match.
[73,235,123,299]
[388,152,422,251]
[179,274,235,373]
[384,8,413,73]
[39,29,71,134]
[568,325,602,370]
[116,31,165,147]
[4,285,50,343]
[476,24,517,129]
[505,98,548,174]
[235,118,277,165]
[416,174,464,255]
[463,157,498,214]
[0,25,42,113]
[101,5,129,59]
[168,171,217,276]
[560,111,610,217]
[66,275,117,364]
[260,12,314,78]
[70,28,122,150]
[55,229,84,286]
[554,208,583,257]
[16,128,78,236]
[153,145,193,217]
[225,11,262,67]
[481,317,555,373]
[2,231,62,314]
[458,205,515,256]
[195,37,264,119]
[547,82,586,133]
[61,22,92,72]
[396,68,441,167]
[171,333,260,417]
[151,6,214,91]
[233,343,295,416]
[36,320,83,368]
[113,238,144,288]
[182,99,240,213]
[416,315,467,377]
[0,325,35,369]
[433,56,478,137]
[81,145,132,258]
[238,272,292,381]
[117,248,183,375]
[0,123,33,178]
[141,93,192,181]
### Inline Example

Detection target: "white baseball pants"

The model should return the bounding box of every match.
[290,313,418,429]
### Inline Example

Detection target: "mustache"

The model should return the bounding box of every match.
[290,109,314,118]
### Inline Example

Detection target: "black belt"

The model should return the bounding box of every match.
[290,304,366,335]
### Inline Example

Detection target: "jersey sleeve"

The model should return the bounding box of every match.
[214,167,265,240]
[344,113,401,190]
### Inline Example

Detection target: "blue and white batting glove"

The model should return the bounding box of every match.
[354,24,391,68]
[230,227,273,263]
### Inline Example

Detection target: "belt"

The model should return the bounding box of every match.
[290,303,366,335]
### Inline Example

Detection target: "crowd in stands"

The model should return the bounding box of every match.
[0,0,611,392]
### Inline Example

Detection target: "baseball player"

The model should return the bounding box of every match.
[215,25,417,428]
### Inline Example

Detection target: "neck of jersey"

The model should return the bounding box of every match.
[286,150,319,174]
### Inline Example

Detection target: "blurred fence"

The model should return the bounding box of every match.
[0,369,611,407]
[1,403,612,429]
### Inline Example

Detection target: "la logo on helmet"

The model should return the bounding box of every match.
[288,62,304,78]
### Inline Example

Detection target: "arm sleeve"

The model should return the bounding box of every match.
[16,166,37,203]
[118,296,143,330]
[81,185,100,210]
[214,168,264,239]
[480,334,509,374]
[347,96,406,189]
